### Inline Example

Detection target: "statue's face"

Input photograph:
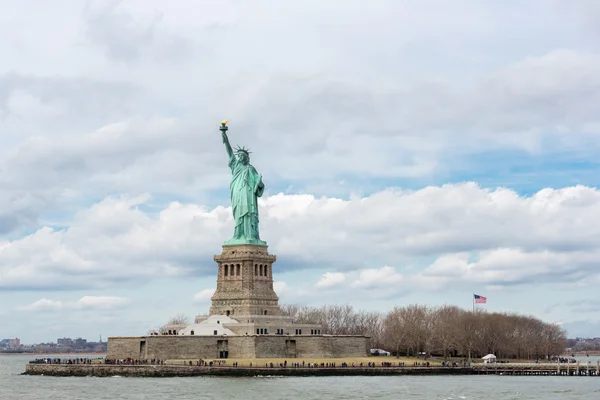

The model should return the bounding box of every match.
[238,152,249,165]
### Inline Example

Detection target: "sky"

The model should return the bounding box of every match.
[1,0,600,344]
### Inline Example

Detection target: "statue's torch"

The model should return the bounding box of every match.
[220,119,228,133]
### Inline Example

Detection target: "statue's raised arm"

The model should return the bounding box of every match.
[220,120,234,162]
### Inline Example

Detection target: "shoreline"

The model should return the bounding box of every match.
[24,364,472,377]
[23,362,600,377]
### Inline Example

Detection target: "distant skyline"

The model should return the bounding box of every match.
[1,0,600,343]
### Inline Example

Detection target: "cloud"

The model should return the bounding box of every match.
[0,2,599,241]
[563,320,600,338]
[351,266,404,289]
[193,288,215,303]
[546,299,600,315]
[2,47,598,239]
[568,301,600,314]
[273,281,287,293]
[1,0,600,342]
[19,296,130,312]
[2,183,600,292]
[0,194,229,290]
[316,272,346,289]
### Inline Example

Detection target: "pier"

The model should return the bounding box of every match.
[24,360,600,377]
[24,363,472,377]
[473,361,600,376]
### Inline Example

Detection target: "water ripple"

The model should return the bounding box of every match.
[1,356,596,400]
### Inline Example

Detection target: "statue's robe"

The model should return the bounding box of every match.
[229,156,264,241]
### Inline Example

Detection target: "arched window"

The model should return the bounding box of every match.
[224,265,228,277]
[254,264,258,275]
[259,265,263,276]
[265,265,269,278]
[230,265,234,277]
[236,264,240,276]
[264,310,268,315]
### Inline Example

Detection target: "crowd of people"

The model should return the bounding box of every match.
[30,357,471,369]
[174,360,466,368]
[441,360,468,367]
[29,357,99,364]
[104,358,166,365]
[551,356,577,364]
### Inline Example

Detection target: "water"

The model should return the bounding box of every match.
[2,355,599,399]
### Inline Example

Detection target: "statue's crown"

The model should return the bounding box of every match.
[235,145,251,155]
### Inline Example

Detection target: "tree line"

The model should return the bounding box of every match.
[280,304,567,360]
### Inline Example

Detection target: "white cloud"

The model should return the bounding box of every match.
[0,0,600,341]
[193,288,215,303]
[6,89,65,119]
[2,183,600,292]
[351,266,404,289]
[316,272,346,289]
[19,296,130,312]
[0,2,598,239]
[273,281,287,293]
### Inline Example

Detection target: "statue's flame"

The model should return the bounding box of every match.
[221,119,229,126]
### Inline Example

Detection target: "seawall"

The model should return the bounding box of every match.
[24,364,472,377]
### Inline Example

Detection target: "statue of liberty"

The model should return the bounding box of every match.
[219,120,266,245]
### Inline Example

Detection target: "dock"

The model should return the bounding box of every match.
[473,361,600,376]
[24,363,472,377]
[24,361,600,377]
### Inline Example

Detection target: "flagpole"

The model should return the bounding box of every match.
[472,293,475,313]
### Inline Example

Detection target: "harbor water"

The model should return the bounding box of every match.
[1,355,599,399]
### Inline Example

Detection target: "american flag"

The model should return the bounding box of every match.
[474,294,487,304]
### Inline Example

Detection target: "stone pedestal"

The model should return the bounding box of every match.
[210,244,281,317]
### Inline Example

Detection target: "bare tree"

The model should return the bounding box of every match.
[541,323,567,359]
[281,304,322,325]
[281,303,383,347]
[382,306,411,357]
[280,304,301,320]
[403,305,431,357]
[150,313,190,335]
[430,305,461,360]
[356,310,384,348]
[167,313,189,325]
[455,309,484,360]
[282,303,566,361]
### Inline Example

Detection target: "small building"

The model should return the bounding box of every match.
[482,354,497,364]
[0,338,21,348]
[57,338,73,347]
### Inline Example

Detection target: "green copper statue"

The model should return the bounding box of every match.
[220,120,266,245]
